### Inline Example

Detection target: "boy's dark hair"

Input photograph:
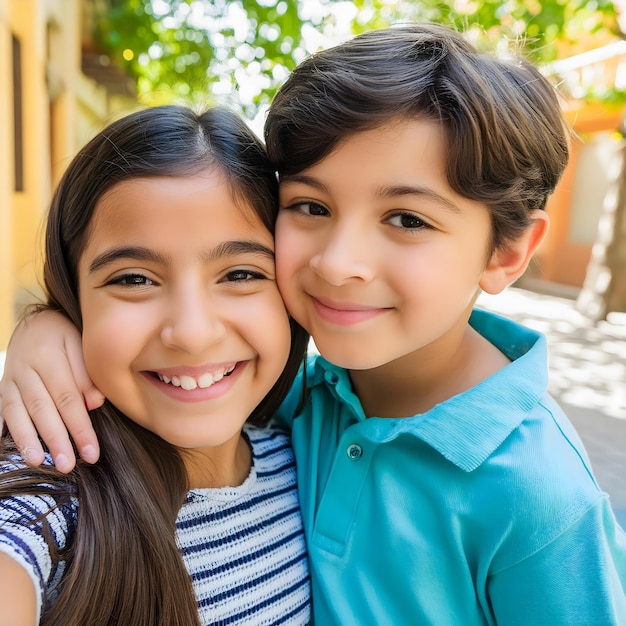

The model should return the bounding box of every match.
[0,105,308,625]
[265,23,571,251]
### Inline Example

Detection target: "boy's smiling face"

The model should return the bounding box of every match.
[276,118,498,375]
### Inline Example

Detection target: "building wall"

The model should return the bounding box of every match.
[0,0,128,351]
[530,50,626,292]
[0,0,13,348]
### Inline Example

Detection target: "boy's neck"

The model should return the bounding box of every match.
[349,325,510,419]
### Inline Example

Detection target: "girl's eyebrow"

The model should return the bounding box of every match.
[89,247,169,273]
[202,240,275,263]
[89,241,275,273]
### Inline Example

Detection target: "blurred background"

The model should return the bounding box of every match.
[3,0,626,346]
[3,0,626,349]
[1,1,625,520]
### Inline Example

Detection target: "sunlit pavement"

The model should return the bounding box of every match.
[477,287,626,527]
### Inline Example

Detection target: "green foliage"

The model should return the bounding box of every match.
[92,0,307,116]
[353,0,621,64]
[91,0,623,117]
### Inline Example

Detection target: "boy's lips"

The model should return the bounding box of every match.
[310,295,390,326]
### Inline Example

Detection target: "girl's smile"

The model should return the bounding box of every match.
[145,360,242,402]
[152,362,237,390]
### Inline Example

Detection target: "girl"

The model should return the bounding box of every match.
[3,24,626,625]
[0,105,310,625]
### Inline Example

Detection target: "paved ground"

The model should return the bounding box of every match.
[1,286,625,527]
[477,287,626,527]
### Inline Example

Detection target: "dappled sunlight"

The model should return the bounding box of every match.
[478,287,626,420]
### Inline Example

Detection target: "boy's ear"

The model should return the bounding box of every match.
[479,210,550,295]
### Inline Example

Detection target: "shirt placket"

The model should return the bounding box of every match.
[311,426,374,556]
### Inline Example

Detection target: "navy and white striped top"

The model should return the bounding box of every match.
[0,425,311,624]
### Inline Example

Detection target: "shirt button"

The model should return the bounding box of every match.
[325,371,339,384]
[346,444,362,460]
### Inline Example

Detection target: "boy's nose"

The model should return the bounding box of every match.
[309,225,375,285]
[160,288,226,353]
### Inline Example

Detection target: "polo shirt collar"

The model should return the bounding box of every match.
[307,309,549,472]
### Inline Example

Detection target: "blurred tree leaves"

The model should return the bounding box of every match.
[92,0,308,115]
[91,0,622,117]
[354,0,621,62]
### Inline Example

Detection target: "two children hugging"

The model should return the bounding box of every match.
[2,22,625,626]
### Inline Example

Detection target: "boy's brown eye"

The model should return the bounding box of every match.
[309,203,328,215]
[294,202,328,216]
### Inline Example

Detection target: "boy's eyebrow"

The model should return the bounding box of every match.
[89,241,274,273]
[280,175,461,214]
[279,174,329,193]
[376,184,461,213]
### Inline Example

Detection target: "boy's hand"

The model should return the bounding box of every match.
[0,310,104,472]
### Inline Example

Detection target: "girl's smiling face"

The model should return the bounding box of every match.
[78,170,291,458]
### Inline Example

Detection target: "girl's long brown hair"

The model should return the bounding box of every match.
[0,105,309,625]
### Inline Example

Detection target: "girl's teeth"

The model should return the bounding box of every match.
[158,366,235,389]
[198,372,214,388]
[179,375,198,391]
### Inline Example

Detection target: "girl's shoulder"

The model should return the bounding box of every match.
[0,452,77,619]
[1,450,54,471]
[0,450,78,536]
[0,451,78,518]
[243,423,296,469]
[244,422,291,445]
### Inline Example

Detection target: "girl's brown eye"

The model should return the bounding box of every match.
[221,269,266,283]
[388,213,428,229]
[109,274,153,286]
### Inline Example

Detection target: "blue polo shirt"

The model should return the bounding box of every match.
[277,309,626,625]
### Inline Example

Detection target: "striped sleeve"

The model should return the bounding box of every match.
[0,457,75,621]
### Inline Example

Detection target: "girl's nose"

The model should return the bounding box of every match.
[309,224,375,285]
[160,286,226,353]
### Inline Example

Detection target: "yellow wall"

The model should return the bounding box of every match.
[0,0,128,350]
[0,1,12,349]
